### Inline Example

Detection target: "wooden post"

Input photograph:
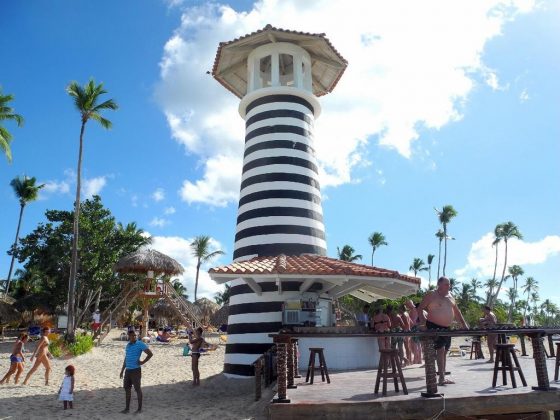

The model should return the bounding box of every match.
[421,336,443,398]
[547,334,555,358]
[519,334,528,356]
[254,357,262,401]
[293,339,301,378]
[272,334,291,403]
[287,338,296,389]
[530,333,557,391]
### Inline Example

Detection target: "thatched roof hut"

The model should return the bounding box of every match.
[194,298,220,325]
[210,305,229,328]
[114,248,184,276]
[0,301,22,326]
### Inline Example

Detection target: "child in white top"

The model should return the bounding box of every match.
[58,365,75,409]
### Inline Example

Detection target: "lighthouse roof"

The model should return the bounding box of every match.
[209,254,419,302]
[212,24,348,99]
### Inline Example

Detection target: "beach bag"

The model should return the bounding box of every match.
[183,344,191,356]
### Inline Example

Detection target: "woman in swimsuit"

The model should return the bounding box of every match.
[0,333,28,385]
[372,306,391,350]
[188,327,209,386]
[23,327,52,385]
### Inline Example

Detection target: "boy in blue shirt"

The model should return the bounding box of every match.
[119,329,153,414]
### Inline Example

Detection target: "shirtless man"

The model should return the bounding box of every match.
[480,305,497,362]
[405,300,423,364]
[418,277,468,385]
[23,327,52,385]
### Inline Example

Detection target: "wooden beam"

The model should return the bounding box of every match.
[299,278,315,293]
[243,277,262,296]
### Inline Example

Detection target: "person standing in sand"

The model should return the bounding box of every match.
[418,277,469,385]
[119,329,153,414]
[23,327,52,385]
[188,327,212,386]
[479,305,497,362]
[405,300,423,364]
[0,333,28,384]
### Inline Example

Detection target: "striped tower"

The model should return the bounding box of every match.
[212,26,347,377]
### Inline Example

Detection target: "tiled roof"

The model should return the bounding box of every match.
[209,254,420,286]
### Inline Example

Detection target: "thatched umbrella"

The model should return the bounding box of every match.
[194,298,220,325]
[114,248,184,337]
[0,301,22,328]
[210,304,229,328]
[114,248,184,276]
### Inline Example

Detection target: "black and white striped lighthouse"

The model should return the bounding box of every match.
[211,25,347,377]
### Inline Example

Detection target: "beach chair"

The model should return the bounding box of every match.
[28,326,41,341]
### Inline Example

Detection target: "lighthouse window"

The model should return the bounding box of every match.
[259,55,272,87]
[279,54,294,87]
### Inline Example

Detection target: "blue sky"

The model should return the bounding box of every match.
[1,0,559,305]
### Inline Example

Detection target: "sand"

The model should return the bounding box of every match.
[0,330,273,420]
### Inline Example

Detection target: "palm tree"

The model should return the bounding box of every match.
[66,79,118,339]
[507,287,518,321]
[0,88,24,163]
[522,277,538,322]
[484,278,499,305]
[435,229,445,280]
[368,232,388,265]
[409,258,428,277]
[507,265,524,322]
[531,292,540,321]
[449,278,460,295]
[488,224,503,301]
[337,245,362,262]
[541,299,557,324]
[435,205,458,277]
[4,176,44,295]
[190,235,224,302]
[172,280,188,299]
[469,278,482,302]
[426,254,435,288]
[490,221,522,306]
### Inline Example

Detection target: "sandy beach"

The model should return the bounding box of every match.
[0,330,272,420]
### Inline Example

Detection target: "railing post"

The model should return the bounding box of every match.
[519,334,528,356]
[272,334,291,403]
[421,335,442,398]
[530,333,557,391]
[287,337,296,389]
[293,338,301,378]
[254,358,262,401]
[547,334,555,358]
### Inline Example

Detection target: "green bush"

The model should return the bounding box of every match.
[48,338,64,358]
[68,334,94,356]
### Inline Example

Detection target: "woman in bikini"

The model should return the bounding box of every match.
[188,327,209,386]
[23,327,52,385]
[0,333,28,385]
[372,306,391,350]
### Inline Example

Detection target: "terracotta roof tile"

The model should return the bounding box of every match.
[209,254,420,286]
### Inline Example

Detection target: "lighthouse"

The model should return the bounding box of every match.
[211,25,348,376]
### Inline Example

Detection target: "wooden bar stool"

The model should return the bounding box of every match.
[470,340,484,359]
[305,347,330,385]
[375,348,408,396]
[492,343,527,388]
[554,343,560,381]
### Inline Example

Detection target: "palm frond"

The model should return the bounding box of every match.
[90,114,113,129]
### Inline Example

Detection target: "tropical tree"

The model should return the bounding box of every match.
[337,245,362,262]
[541,299,558,324]
[507,265,524,322]
[5,176,44,295]
[215,284,231,306]
[435,229,445,280]
[426,254,435,288]
[0,88,24,163]
[490,222,522,306]
[449,278,460,296]
[531,292,540,321]
[65,79,118,339]
[522,277,538,322]
[435,205,458,277]
[172,280,188,299]
[190,235,224,302]
[506,287,518,322]
[367,232,387,266]
[488,224,503,302]
[409,258,428,277]
[469,278,482,302]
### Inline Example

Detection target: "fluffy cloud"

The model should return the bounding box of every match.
[149,217,170,228]
[454,233,560,296]
[82,176,108,198]
[41,180,70,196]
[164,206,176,215]
[156,0,535,206]
[148,235,227,300]
[152,188,165,202]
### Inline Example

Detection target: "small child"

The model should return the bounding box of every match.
[188,327,209,386]
[58,365,75,409]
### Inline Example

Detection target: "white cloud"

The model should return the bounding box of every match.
[455,233,560,297]
[156,0,536,207]
[152,188,165,202]
[82,176,107,198]
[41,180,70,196]
[164,206,176,215]
[520,88,530,102]
[149,217,170,228]
[149,235,226,300]
[131,194,138,207]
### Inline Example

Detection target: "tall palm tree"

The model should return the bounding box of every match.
[337,245,362,262]
[489,224,503,301]
[484,278,498,304]
[190,235,224,302]
[409,258,428,277]
[541,299,557,324]
[4,176,44,295]
[435,205,458,277]
[507,287,518,321]
[531,292,540,321]
[491,221,522,306]
[435,229,445,280]
[0,88,24,163]
[368,232,388,265]
[449,278,460,295]
[507,265,524,322]
[522,277,538,322]
[469,278,482,302]
[426,254,435,288]
[66,79,118,339]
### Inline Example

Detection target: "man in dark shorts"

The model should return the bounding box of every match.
[419,277,468,385]
[119,328,153,414]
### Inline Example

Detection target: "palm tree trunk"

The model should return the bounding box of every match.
[5,203,25,296]
[442,225,448,276]
[491,240,509,307]
[371,248,374,266]
[437,240,442,280]
[194,259,201,302]
[67,121,86,340]
[428,264,432,289]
